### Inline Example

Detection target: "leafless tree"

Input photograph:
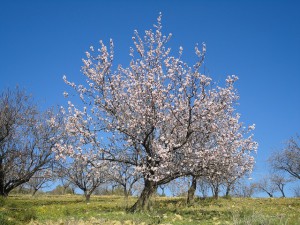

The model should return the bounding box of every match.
[223,176,243,197]
[57,160,106,201]
[167,177,189,197]
[269,135,300,180]
[254,176,277,197]
[0,88,62,196]
[187,175,197,204]
[197,177,210,198]
[27,170,52,196]
[232,180,256,198]
[209,179,222,199]
[270,174,293,198]
[158,184,167,196]
[293,185,300,197]
[58,177,73,195]
[109,163,141,199]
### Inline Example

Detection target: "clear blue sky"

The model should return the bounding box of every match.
[1,0,300,196]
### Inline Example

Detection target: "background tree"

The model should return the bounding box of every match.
[186,131,256,203]
[167,177,189,197]
[269,135,300,180]
[197,177,210,198]
[94,183,125,196]
[293,185,300,197]
[58,177,73,195]
[49,185,74,195]
[270,174,293,198]
[0,88,61,196]
[232,179,256,198]
[207,174,222,199]
[55,156,107,202]
[27,170,52,196]
[109,163,141,199]
[10,183,31,195]
[158,184,167,197]
[254,176,277,197]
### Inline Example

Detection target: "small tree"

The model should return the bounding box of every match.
[232,180,256,198]
[270,174,293,198]
[254,176,277,197]
[10,183,31,195]
[56,159,106,202]
[158,184,167,196]
[186,114,256,203]
[49,185,73,195]
[109,163,141,199]
[293,185,300,197]
[208,176,222,199]
[0,88,62,196]
[58,177,73,195]
[186,146,255,203]
[167,177,189,197]
[197,177,210,198]
[27,170,52,196]
[270,135,300,180]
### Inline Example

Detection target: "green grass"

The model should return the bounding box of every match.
[0,195,300,224]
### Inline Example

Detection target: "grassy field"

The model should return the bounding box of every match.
[0,195,299,225]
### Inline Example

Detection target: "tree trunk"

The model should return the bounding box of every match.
[279,187,285,198]
[0,189,8,197]
[124,186,130,208]
[124,186,129,198]
[225,185,231,197]
[0,166,7,197]
[0,177,9,197]
[187,176,197,205]
[161,187,165,196]
[129,180,157,212]
[32,188,38,196]
[84,190,91,202]
[63,186,67,195]
[85,194,91,202]
[213,185,219,199]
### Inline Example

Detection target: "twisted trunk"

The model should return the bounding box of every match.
[129,179,157,212]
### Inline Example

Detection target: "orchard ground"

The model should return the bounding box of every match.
[1,195,300,224]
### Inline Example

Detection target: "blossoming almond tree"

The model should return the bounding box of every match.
[58,14,257,211]
[54,131,108,202]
